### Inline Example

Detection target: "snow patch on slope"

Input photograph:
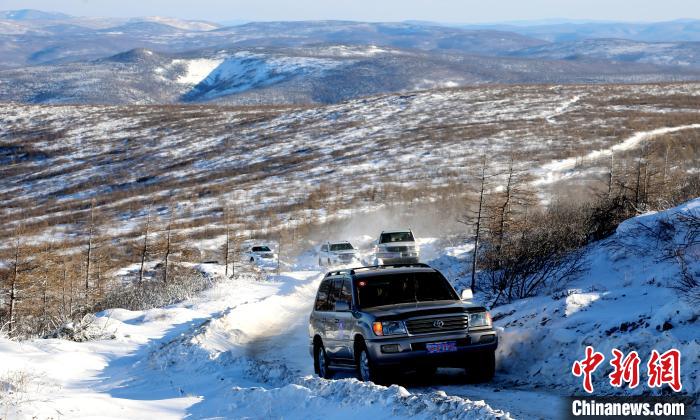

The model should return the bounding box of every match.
[534,123,700,185]
[183,52,344,100]
[172,58,225,85]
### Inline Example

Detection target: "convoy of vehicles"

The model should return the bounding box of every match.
[308,263,497,384]
[317,241,361,266]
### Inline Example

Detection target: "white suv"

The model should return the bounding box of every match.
[318,241,360,266]
[373,229,420,265]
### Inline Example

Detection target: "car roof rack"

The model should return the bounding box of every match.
[324,263,431,277]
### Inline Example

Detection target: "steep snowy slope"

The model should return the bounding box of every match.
[490,199,700,396]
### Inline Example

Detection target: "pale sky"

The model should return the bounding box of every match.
[2,0,698,23]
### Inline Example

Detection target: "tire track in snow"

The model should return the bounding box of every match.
[545,95,581,124]
[533,123,700,186]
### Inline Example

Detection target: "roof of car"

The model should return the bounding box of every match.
[327,240,351,244]
[324,264,436,279]
[380,229,413,234]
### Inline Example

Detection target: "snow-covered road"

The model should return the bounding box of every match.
[4,198,698,419]
[0,245,547,419]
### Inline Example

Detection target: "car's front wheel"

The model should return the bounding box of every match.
[314,344,332,379]
[356,344,384,383]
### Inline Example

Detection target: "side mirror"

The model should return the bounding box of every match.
[334,301,350,312]
[460,289,473,301]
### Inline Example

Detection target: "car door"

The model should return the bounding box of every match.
[312,278,333,348]
[323,278,343,358]
[333,278,355,361]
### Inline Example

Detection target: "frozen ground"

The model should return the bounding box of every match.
[1,199,698,419]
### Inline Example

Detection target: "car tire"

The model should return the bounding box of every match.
[314,343,333,379]
[356,343,384,384]
[327,258,331,265]
[467,350,495,382]
[249,257,254,263]
[318,257,323,266]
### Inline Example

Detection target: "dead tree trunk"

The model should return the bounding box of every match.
[496,159,515,251]
[8,235,20,335]
[163,207,173,284]
[607,152,615,197]
[84,202,95,298]
[224,209,231,278]
[139,208,152,284]
[471,159,488,292]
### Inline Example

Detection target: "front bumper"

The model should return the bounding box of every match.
[364,329,497,368]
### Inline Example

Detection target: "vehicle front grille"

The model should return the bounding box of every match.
[339,254,354,261]
[406,314,469,335]
[386,246,410,253]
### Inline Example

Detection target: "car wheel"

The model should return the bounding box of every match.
[318,257,323,266]
[356,344,383,383]
[249,257,255,263]
[315,344,332,379]
[327,258,331,265]
[467,350,495,382]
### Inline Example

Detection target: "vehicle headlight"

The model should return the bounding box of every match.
[372,320,407,336]
[469,311,492,327]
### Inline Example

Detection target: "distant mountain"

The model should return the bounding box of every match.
[0,9,71,21]
[462,20,700,43]
[510,39,700,67]
[0,19,549,68]
[2,45,699,105]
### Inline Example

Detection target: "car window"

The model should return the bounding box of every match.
[340,279,353,306]
[379,232,415,243]
[355,271,459,308]
[252,246,271,252]
[330,243,354,251]
[314,279,332,311]
[321,245,328,252]
[328,278,343,309]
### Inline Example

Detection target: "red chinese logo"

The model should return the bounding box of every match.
[647,349,682,392]
[572,347,682,393]
[609,348,641,388]
[572,346,605,393]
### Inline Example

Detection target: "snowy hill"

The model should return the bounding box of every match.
[3,45,700,105]
[491,199,700,396]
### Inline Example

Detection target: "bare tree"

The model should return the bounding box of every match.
[138,207,152,284]
[7,231,22,335]
[84,201,96,298]
[163,204,174,284]
[459,156,489,292]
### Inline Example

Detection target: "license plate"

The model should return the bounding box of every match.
[426,341,457,354]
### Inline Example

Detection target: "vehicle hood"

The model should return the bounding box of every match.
[332,250,358,255]
[362,300,485,320]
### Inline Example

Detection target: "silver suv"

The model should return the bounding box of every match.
[308,264,497,383]
[373,229,419,265]
[318,241,360,266]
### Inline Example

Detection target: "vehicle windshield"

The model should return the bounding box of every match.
[379,231,414,243]
[252,246,271,252]
[355,272,458,308]
[330,243,354,251]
